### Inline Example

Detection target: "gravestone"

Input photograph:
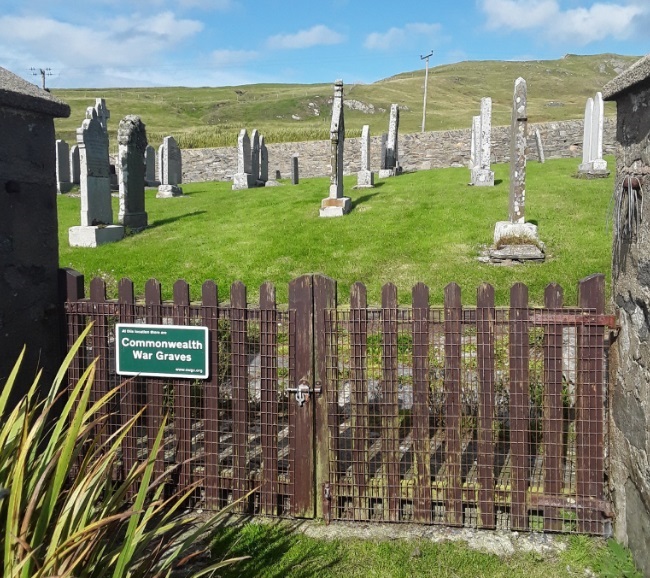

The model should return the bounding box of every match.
[320,80,351,217]
[232,129,253,189]
[469,115,479,172]
[157,135,183,197]
[379,104,401,177]
[69,144,80,185]
[578,92,609,177]
[260,135,269,184]
[157,143,164,183]
[490,77,544,262]
[69,109,124,247]
[535,128,545,163]
[291,154,299,185]
[56,139,72,193]
[92,98,110,134]
[355,124,374,188]
[251,129,260,184]
[145,144,159,186]
[470,97,494,186]
[117,115,148,230]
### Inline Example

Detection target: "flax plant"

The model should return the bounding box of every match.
[0,324,246,578]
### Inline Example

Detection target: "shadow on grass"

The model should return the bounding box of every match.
[494,179,504,185]
[350,192,379,210]
[147,211,208,230]
[208,518,340,578]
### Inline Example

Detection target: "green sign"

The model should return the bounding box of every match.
[115,323,209,379]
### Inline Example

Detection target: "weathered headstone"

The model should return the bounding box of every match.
[320,80,351,217]
[470,97,494,186]
[291,154,299,185]
[355,124,374,188]
[469,115,479,172]
[56,139,72,193]
[251,129,260,184]
[157,142,164,183]
[117,115,148,230]
[93,98,110,134]
[379,104,401,177]
[578,92,609,176]
[69,109,124,247]
[232,129,253,190]
[69,144,80,185]
[260,135,268,184]
[535,128,545,163]
[145,144,159,186]
[490,77,544,262]
[157,135,183,197]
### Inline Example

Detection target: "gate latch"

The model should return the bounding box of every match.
[287,381,321,406]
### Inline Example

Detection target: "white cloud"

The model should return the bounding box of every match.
[481,0,646,44]
[211,49,258,67]
[364,22,442,51]
[266,25,345,50]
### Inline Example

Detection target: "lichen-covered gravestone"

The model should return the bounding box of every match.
[489,77,544,263]
[68,108,124,247]
[320,80,351,217]
[157,135,183,197]
[232,129,253,190]
[117,115,148,230]
[469,97,494,186]
[355,124,374,189]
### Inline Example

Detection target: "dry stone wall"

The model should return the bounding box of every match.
[181,118,616,183]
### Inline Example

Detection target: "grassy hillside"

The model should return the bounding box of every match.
[51,53,638,152]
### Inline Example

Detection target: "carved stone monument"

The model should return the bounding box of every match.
[117,115,148,230]
[379,104,401,177]
[578,92,609,177]
[232,129,253,190]
[470,97,494,186]
[490,77,544,262]
[320,80,351,217]
[355,124,374,188]
[157,135,183,197]
[69,109,124,247]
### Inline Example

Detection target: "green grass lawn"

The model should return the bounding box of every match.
[58,156,613,307]
[203,520,641,578]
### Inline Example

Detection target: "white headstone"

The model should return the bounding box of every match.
[470,97,494,186]
[232,129,253,190]
[355,124,374,188]
[157,136,183,197]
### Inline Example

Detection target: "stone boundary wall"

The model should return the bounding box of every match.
[181,118,616,183]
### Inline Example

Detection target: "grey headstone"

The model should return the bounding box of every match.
[535,128,545,163]
[56,139,71,193]
[145,144,159,186]
[356,124,374,188]
[157,136,183,197]
[117,115,148,230]
[291,154,299,185]
[251,129,260,183]
[69,144,80,185]
[260,135,268,183]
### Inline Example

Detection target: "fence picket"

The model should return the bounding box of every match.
[89,278,111,447]
[577,274,605,534]
[381,283,401,522]
[543,283,564,531]
[510,283,530,530]
[230,281,248,510]
[444,283,462,526]
[350,282,369,519]
[412,283,432,523]
[477,283,495,528]
[201,280,220,509]
[260,282,278,516]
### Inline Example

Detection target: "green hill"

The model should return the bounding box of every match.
[51,53,638,152]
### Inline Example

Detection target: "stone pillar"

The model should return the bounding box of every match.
[320,79,351,217]
[535,128,545,163]
[145,144,159,186]
[232,129,253,190]
[56,139,72,193]
[379,104,401,177]
[471,97,494,186]
[355,124,374,188]
[260,135,268,183]
[509,77,527,224]
[117,115,148,230]
[579,92,609,177]
[291,154,299,185]
[251,129,260,185]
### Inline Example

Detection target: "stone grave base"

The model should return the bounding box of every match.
[481,221,545,264]
[145,179,161,187]
[578,160,609,178]
[69,225,125,248]
[470,169,495,187]
[156,184,183,198]
[119,212,148,231]
[378,166,402,178]
[57,182,73,194]
[264,180,283,187]
[232,173,254,190]
[354,170,375,189]
[320,197,351,218]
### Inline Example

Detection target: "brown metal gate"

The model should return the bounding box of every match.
[62,270,614,534]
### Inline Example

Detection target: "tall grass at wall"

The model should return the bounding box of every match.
[58,157,613,306]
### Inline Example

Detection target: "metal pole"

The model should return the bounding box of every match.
[420,51,433,133]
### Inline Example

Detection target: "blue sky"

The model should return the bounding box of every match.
[2,0,650,89]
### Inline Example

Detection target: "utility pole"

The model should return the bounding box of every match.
[30,67,52,90]
[420,51,433,133]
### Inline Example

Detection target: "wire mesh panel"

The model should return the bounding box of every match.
[324,281,612,535]
[64,274,294,517]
